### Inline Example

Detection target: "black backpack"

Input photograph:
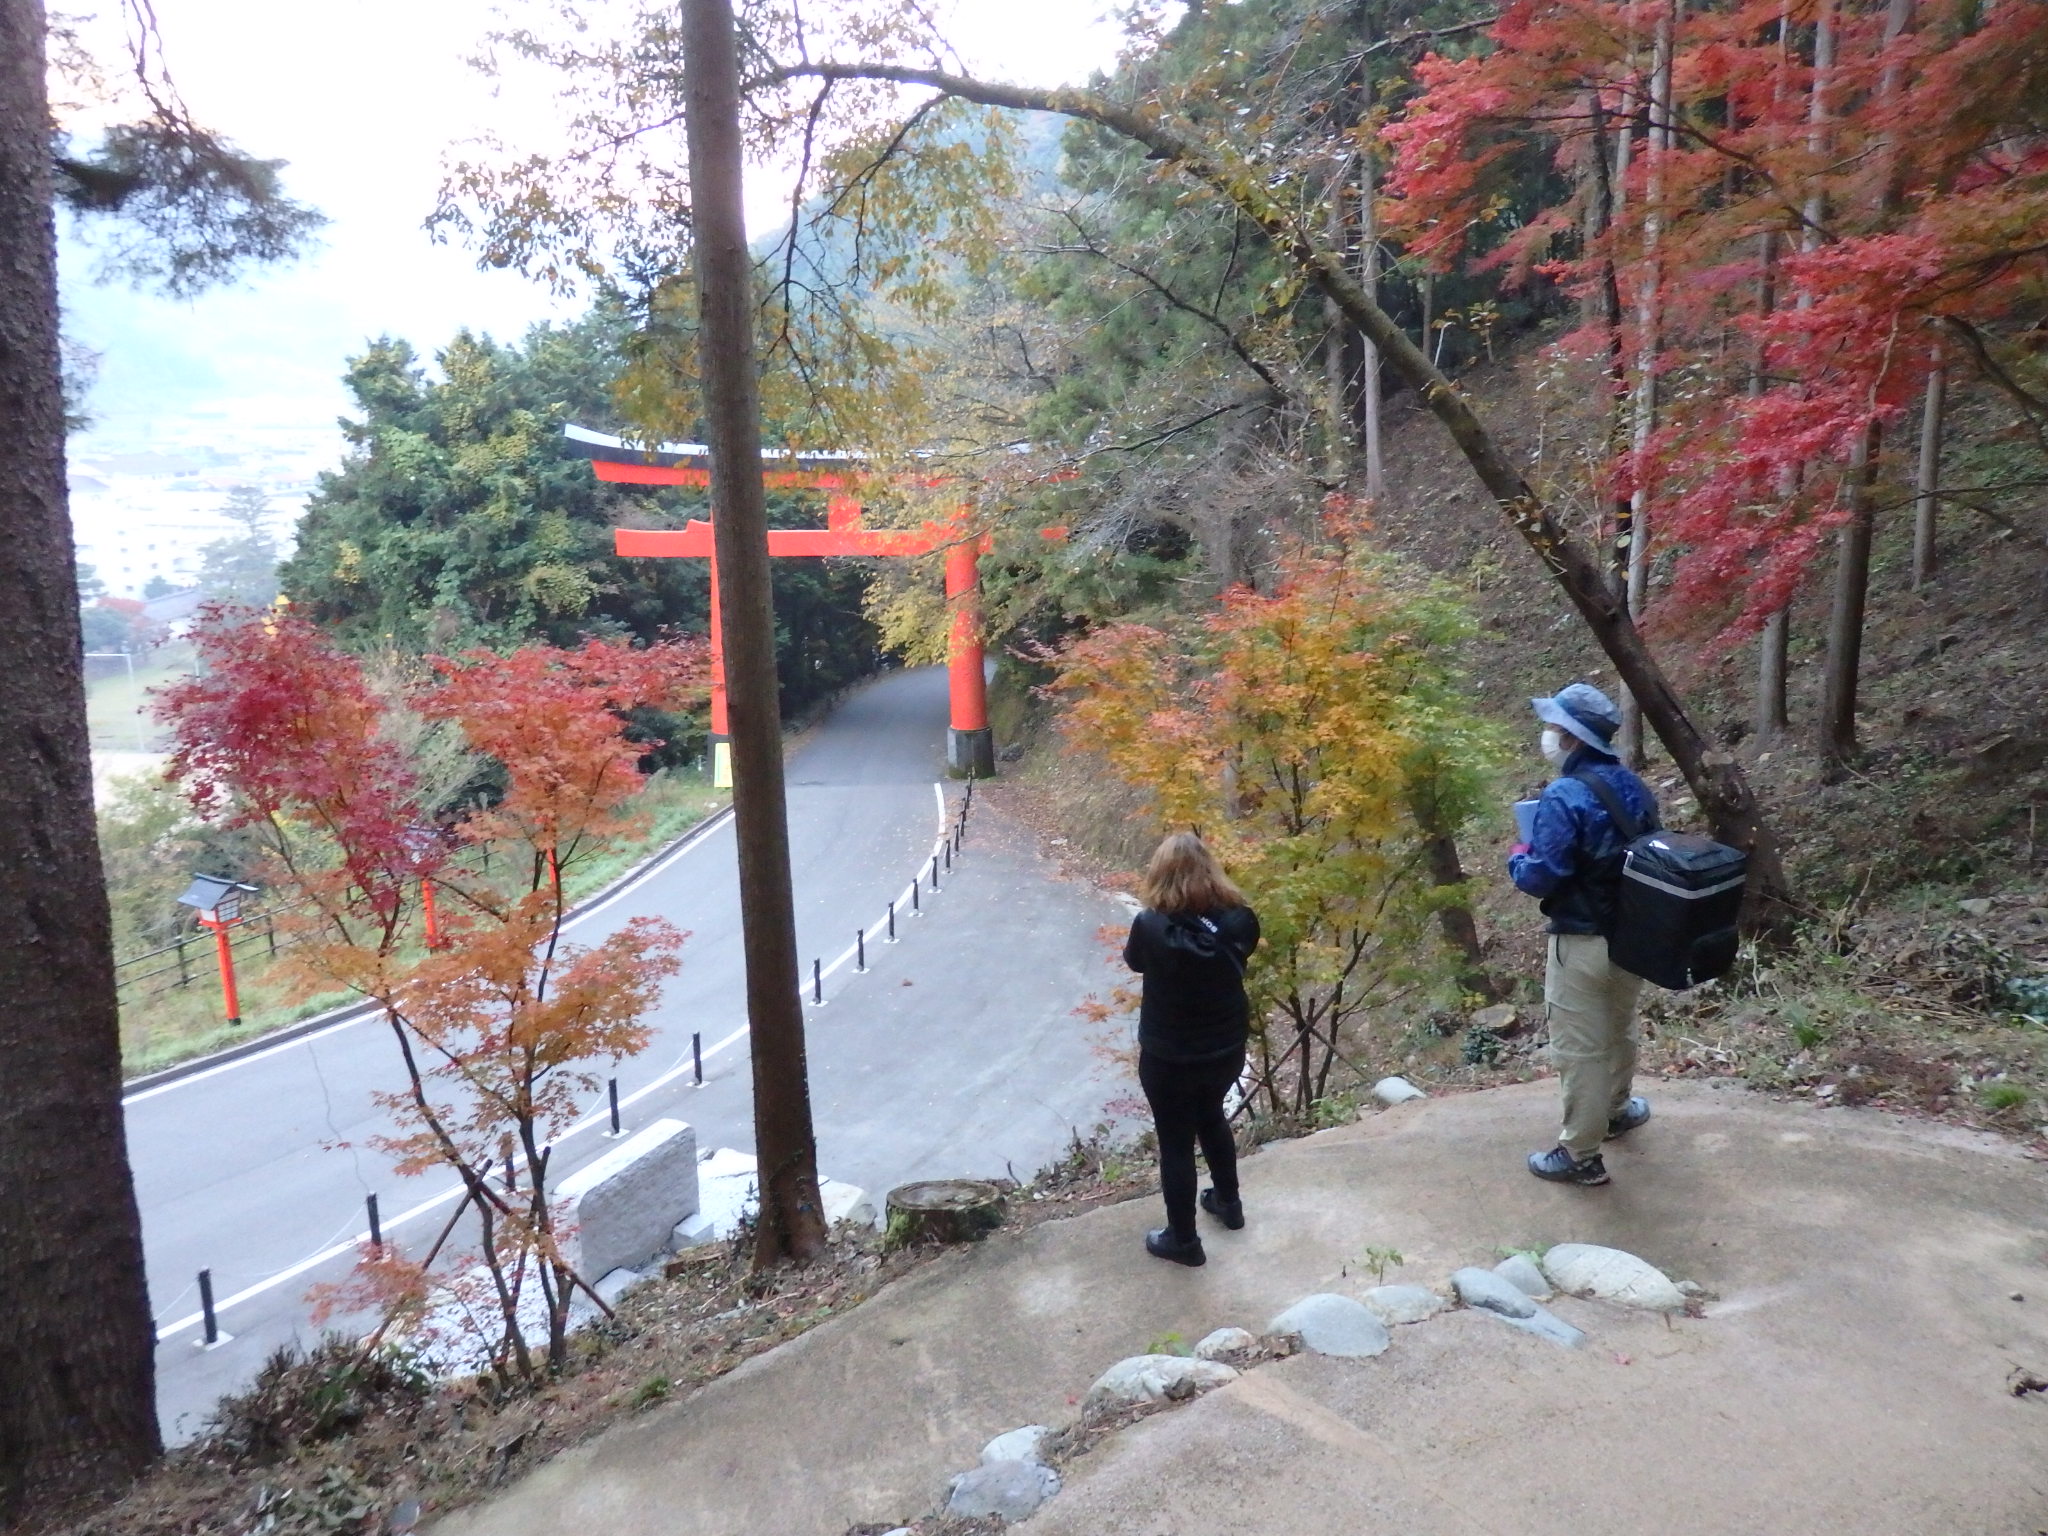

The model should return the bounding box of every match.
[1572,769,1747,991]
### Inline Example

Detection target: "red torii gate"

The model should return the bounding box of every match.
[566,425,1006,784]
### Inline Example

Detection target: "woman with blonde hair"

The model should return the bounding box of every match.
[1122,831,1261,1266]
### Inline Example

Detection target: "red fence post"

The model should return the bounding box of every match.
[207,918,241,1028]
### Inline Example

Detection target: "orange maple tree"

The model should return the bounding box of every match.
[1050,529,1501,1118]
[159,610,709,1380]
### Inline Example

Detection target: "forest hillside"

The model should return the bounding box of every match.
[1000,319,2048,1143]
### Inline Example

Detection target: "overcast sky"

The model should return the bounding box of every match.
[58,0,1133,458]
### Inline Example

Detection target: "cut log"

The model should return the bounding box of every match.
[885,1179,1006,1246]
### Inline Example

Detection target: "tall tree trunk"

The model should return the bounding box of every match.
[1911,356,1945,589]
[1756,608,1791,739]
[1419,271,1434,370]
[1771,0,1837,759]
[1322,162,1350,489]
[0,0,162,1512]
[1883,0,1941,596]
[1425,833,1499,1001]
[1752,228,1793,739]
[1584,88,1631,592]
[795,64,1798,926]
[1819,422,1880,779]
[1817,0,1913,779]
[1356,51,1385,503]
[1607,61,1637,592]
[1406,766,1499,1000]
[1618,0,1677,769]
[680,0,827,1268]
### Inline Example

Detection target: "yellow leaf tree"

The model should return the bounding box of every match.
[1051,529,1502,1118]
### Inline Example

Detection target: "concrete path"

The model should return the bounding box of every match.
[130,666,1129,1438]
[432,1079,2048,1536]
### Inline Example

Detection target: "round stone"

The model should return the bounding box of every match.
[1194,1326,1256,1361]
[1541,1243,1686,1312]
[946,1460,1060,1522]
[1082,1354,1238,1415]
[980,1425,1053,1466]
[1363,1284,1445,1325]
[1494,1253,1552,1299]
[1266,1293,1392,1358]
[1372,1076,1428,1105]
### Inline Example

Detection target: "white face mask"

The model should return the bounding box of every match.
[1540,726,1571,768]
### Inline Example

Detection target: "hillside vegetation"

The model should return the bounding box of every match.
[998,325,2048,1141]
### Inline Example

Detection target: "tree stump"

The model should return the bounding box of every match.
[884,1179,1005,1246]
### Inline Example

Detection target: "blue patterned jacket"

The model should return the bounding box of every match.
[1508,746,1659,936]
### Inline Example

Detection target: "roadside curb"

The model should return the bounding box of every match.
[121,803,738,1096]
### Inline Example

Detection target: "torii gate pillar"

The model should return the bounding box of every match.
[567,426,1013,782]
[945,537,994,778]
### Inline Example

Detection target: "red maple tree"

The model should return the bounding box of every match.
[159,610,709,1379]
[1383,0,2048,764]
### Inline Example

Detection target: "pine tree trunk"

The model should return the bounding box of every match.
[1820,422,1881,780]
[680,0,828,1268]
[0,0,162,1511]
[1911,358,1945,589]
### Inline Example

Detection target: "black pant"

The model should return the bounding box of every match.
[1139,1046,1245,1242]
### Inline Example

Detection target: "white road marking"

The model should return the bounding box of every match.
[151,782,955,1342]
[807,781,953,996]
[123,807,737,1108]
[154,1021,758,1342]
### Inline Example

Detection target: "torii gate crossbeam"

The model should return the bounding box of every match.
[566,426,999,783]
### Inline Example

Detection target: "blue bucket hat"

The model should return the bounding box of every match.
[1531,682,1621,752]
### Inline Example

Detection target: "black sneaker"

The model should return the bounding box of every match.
[1527,1145,1610,1186]
[1607,1096,1652,1139]
[1200,1187,1245,1230]
[1145,1227,1206,1266]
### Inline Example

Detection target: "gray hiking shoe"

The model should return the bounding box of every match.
[1606,1096,1652,1139]
[1527,1145,1610,1186]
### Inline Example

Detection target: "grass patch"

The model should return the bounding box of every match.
[555,767,727,904]
[117,767,727,1077]
[84,642,192,751]
[1979,1080,2029,1113]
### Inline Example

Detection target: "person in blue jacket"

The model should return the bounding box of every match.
[1508,683,1659,1186]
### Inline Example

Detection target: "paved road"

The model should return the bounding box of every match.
[127,666,1130,1439]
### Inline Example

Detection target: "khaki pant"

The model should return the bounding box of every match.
[1545,933,1645,1158]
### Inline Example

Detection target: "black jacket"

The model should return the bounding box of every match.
[1123,905,1261,1062]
